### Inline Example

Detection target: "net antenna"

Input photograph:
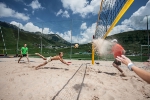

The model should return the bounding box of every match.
[92,0,134,64]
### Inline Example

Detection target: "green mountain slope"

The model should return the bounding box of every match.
[0,21,70,54]
[0,21,149,61]
[42,34,70,46]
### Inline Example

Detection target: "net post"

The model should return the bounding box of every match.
[92,35,95,65]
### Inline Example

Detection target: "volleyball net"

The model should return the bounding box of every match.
[92,0,134,64]
[95,0,134,39]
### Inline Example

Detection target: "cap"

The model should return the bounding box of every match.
[111,39,117,43]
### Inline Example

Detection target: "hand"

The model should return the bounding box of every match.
[116,55,132,66]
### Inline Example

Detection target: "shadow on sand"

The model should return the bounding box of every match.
[103,72,117,76]
[98,71,117,76]
[40,67,69,71]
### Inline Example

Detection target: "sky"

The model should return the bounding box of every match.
[0,0,149,44]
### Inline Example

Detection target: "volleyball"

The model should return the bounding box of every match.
[74,44,79,48]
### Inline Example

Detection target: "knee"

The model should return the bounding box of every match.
[20,56,23,58]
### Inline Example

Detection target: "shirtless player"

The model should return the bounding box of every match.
[33,52,69,70]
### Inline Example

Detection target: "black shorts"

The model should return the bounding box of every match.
[22,54,27,57]
[113,59,121,65]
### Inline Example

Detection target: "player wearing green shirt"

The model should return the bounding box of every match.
[18,44,29,63]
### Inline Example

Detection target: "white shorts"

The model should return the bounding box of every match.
[46,56,52,63]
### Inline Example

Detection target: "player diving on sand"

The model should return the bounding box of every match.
[33,52,70,70]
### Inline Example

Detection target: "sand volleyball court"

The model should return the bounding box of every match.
[0,58,150,100]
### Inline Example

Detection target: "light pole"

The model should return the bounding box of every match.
[70,19,73,60]
[16,23,20,56]
[41,25,43,54]
[146,15,150,60]
[40,36,42,54]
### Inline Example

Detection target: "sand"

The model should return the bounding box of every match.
[0,57,150,100]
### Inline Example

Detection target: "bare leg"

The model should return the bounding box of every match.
[26,56,30,63]
[18,55,23,63]
[112,63,123,73]
[25,54,30,63]
[112,63,126,77]
[35,61,47,70]
[35,53,47,60]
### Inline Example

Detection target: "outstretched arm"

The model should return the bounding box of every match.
[132,66,150,84]
[60,58,69,66]
[116,55,150,84]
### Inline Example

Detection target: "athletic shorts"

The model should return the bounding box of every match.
[113,59,121,65]
[46,56,52,63]
[22,54,27,57]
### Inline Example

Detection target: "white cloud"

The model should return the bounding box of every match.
[79,23,96,43]
[80,22,87,30]
[24,22,42,32]
[24,8,28,11]
[29,0,44,9]
[10,21,96,44]
[56,22,96,44]
[56,9,70,18]
[62,10,70,18]
[109,25,134,35]
[10,21,53,34]
[109,0,150,36]
[10,21,23,28]
[56,31,72,42]
[10,21,42,33]
[43,28,51,34]
[60,0,102,17]
[56,9,63,16]
[121,1,150,29]
[0,3,29,21]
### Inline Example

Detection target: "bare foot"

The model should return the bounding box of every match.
[32,66,35,68]
[35,67,39,70]
[120,73,126,77]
